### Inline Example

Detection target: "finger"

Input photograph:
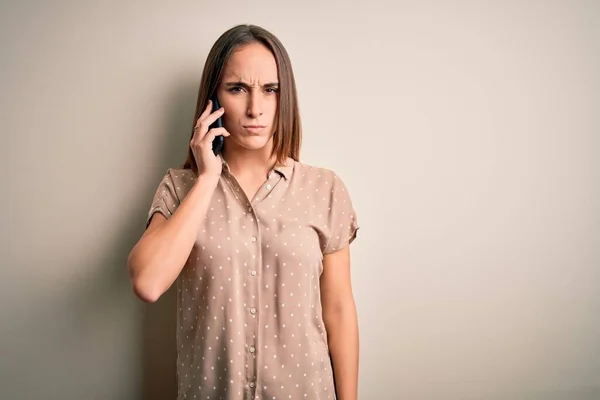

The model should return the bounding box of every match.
[194,107,225,141]
[198,107,225,131]
[192,101,214,139]
[192,123,203,142]
[197,100,213,123]
[201,127,230,145]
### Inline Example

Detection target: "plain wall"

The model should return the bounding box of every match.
[2,1,599,399]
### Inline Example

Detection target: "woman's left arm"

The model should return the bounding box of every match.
[321,245,359,400]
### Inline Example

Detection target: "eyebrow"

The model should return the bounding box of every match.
[223,81,279,89]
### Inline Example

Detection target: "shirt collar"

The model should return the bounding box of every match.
[272,157,295,180]
[220,157,295,180]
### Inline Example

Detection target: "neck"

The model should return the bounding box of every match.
[221,141,278,180]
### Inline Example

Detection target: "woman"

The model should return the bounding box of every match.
[127,24,359,400]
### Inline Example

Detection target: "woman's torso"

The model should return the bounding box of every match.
[161,158,344,400]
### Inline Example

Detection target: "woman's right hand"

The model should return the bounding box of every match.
[191,99,230,177]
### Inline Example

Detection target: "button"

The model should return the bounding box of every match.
[250,307,256,314]
[249,381,256,388]
[251,236,257,242]
[250,270,257,276]
[247,207,252,212]
[249,346,256,353]
[266,184,272,190]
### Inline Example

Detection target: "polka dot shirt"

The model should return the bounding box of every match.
[146,157,359,400]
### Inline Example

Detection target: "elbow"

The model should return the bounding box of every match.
[127,252,163,304]
[132,280,161,303]
[323,299,357,323]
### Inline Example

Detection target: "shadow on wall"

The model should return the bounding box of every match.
[141,287,177,400]
[139,78,199,400]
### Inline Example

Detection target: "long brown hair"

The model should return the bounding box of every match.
[182,24,302,173]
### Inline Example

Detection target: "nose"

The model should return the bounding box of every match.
[246,90,263,118]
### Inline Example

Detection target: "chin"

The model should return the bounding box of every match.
[230,133,273,151]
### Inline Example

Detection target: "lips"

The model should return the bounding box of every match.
[243,125,267,134]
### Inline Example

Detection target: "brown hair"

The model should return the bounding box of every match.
[182,24,302,173]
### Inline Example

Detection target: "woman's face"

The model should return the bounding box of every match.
[217,42,279,153]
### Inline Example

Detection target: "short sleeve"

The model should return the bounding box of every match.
[321,173,359,254]
[146,169,180,229]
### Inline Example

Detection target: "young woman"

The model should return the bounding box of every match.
[127,24,359,400]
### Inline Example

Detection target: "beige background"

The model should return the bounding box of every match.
[2,1,599,399]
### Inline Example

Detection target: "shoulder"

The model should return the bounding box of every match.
[152,167,197,203]
[163,167,195,180]
[293,160,344,184]
[158,167,196,186]
[293,160,351,193]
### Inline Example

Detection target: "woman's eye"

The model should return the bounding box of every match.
[227,86,278,93]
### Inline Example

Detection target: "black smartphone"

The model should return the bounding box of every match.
[209,94,224,155]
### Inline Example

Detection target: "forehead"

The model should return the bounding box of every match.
[221,42,278,84]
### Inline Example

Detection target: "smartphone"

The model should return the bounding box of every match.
[209,94,224,155]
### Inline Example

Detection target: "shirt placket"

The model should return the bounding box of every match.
[245,197,260,400]
[222,167,282,400]
[221,179,258,399]
[249,171,281,399]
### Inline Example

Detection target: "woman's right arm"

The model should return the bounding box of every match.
[127,98,228,303]
[127,172,219,303]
